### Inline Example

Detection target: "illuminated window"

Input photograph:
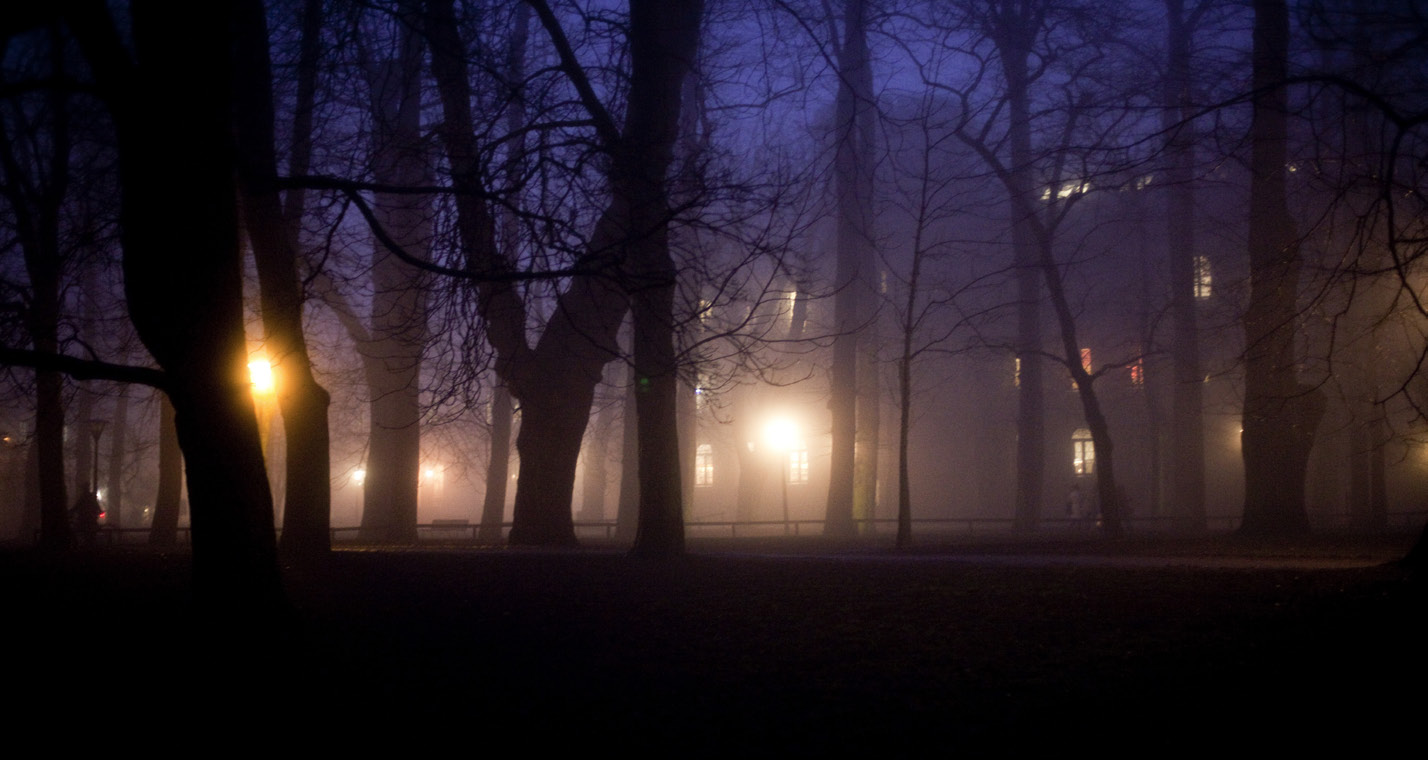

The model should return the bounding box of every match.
[695,443,713,487]
[1072,348,1092,389]
[1193,256,1212,299]
[1072,428,1095,475]
[1130,357,1144,386]
[789,447,809,485]
[1040,180,1091,201]
[1013,357,1021,388]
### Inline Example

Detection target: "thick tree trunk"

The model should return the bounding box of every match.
[616,364,640,541]
[231,0,332,559]
[1164,0,1207,532]
[34,367,68,550]
[478,385,513,542]
[509,377,595,547]
[149,394,182,548]
[357,12,429,545]
[1240,0,1324,537]
[826,0,874,537]
[68,0,282,608]
[992,6,1047,532]
[623,0,701,557]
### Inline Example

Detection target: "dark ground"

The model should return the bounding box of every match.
[5,531,1425,753]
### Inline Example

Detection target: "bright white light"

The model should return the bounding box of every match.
[352,468,366,486]
[248,359,275,395]
[763,417,799,453]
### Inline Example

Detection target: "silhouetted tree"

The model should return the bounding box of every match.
[1239,0,1325,536]
[825,0,877,537]
[232,0,333,558]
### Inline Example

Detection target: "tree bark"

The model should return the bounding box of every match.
[231,0,333,559]
[985,1,1048,532]
[149,393,182,548]
[67,0,282,609]
[1164,0,1207,532]
[1240,0,1324,537]
[826,0,875,537]
[106,387,128,529]
[0,30,72,549]
[358,14,430,544]
[427,0,700,549]
[478,385,513,542]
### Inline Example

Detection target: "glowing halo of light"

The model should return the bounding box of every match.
[763,417,799,453]
[248,359,275,396]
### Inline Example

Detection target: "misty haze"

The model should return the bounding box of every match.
[1,0,1425,751]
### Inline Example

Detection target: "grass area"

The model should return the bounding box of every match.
[4,532,1424,752]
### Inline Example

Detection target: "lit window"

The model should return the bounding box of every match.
[1072,428,1095,475]
[789,447,809,484]
[695,443,713,487]
[1013,357,1021,388]
[1040,180,1091,201]
[1130,357,1144,386]
[1072,348,1092,389]
[1193,256,1212,299]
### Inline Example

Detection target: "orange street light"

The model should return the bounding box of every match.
[248,358,276,396]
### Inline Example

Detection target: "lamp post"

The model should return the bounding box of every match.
[89,418,106,499]
[351,467,366,532]
[249,357,279,521]
[763,417,798,535]
[90,418,107,528]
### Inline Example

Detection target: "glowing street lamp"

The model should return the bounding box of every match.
[763,416,799,534]
[248,358,275,396]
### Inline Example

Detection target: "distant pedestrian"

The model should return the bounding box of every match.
[72,489,100,546]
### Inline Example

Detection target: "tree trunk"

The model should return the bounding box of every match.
[67,0,282,609]
[855,326,881,533]
[1240,0,1324,537]
[479,385,513,542]
[0,25,71,550]
[1164,0,1207,532]
[106,387,128,530]
[231,0,332,559]
[357,10,429,544]
[478,3,528,545]
[509,376,594,547]
[616,362,640,541]
[826,0,874,537]
[149,393,182,548]
[623,0,702,557]
[989,3,1047,532]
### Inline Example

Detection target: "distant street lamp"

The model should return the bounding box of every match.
[248,358,275,396]
[351,466,366,527]
[90,418,107,522]
[763,417,799,534]
[249,356,280,521]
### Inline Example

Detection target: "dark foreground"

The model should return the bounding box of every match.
[5,533,1425,753]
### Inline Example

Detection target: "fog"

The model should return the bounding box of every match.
[1,0,1426,553]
